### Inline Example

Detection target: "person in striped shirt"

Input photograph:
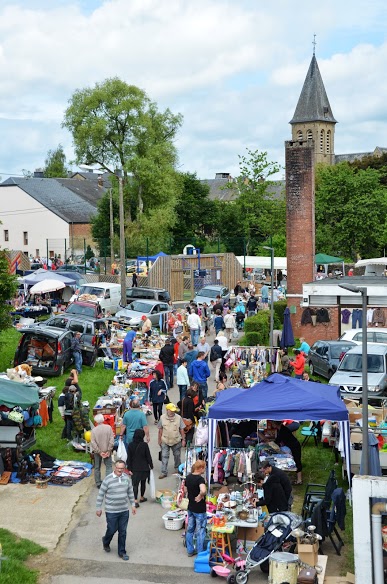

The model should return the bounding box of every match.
[96,460,137,561]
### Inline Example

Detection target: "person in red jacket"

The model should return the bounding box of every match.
[290,350,305,379]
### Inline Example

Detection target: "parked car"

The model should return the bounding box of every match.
[36,315,106,366]
[126,259,147,274]
[71,283,121,314]
[126,286,170,303]
[339,328,387,345]
[193,285,230,306]
[14,327,74,376]
[66,301,103,319]
[308,340,356,379]
[115,300,170,328]
[329,343,387,399]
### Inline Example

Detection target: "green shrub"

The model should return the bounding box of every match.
[242,311,270,345]
[238,332,263,346]
[273,300,287,325]
[244,314,262,333]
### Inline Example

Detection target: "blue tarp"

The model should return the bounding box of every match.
[208,373,349,422]
[136,251,167,262]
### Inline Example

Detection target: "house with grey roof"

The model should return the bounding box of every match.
[0,175,104,259]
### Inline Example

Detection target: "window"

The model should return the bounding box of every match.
[4,230,8,242]
[326,130,331,153]
[297,130,303,141]
[23,231,28,245]
[320,130,325,153]
[307,129,313,140]
[35,249,39,257]
[375,333,387,343]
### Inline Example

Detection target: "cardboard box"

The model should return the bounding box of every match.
[297,541,319,567]
[348,408,362,423]
[238,525,264,542]
[155,488,173,500]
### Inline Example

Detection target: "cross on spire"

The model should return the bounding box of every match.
[312,34,317,56]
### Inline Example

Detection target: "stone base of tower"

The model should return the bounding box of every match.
[287,297,340,345]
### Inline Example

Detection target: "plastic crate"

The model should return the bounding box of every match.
[162,513,185,530]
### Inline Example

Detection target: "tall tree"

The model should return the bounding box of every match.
[63,78,182,225]
[0,250,17,331]
[315,162,387,260]
[44,144,68,178]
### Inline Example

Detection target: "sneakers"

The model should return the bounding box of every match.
[187,551,197,557]
[119,554,129,561]
[135,502,140,508]
[102,538,110,553]
[158,474,167,479]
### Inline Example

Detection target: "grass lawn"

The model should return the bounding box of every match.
[0,529,46,584]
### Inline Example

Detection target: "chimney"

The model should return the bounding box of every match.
[34,169,44,178]
[98,175,103,187]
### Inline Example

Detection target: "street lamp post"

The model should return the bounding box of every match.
[339,283,368,475]
[115,169,126,307]
[263,245,274,350]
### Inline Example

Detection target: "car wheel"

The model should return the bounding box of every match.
[309,362,314,376]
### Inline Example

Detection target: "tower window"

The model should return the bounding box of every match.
[307,129,313,141]
[326,130,331,153]
[23,231,28,245]
[320,130,325,153]
[4,230,8,242]
[297,130,303,141]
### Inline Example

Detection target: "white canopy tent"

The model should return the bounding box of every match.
[236,256,287,271]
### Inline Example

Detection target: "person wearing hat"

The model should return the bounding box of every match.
[141,315,152,336]
[91,414,115,488]
[158,403,186,479]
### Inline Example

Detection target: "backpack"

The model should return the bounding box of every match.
[64,392,74,411]
[210,345,221,362]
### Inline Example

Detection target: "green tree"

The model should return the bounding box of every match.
[63,78,182,226]
[91,188,119,253]
[315,162,387,260]
[0,251,17,331]
[44,144,68,178]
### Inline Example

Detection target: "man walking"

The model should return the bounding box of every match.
[210,339,223,382]
[198,336,210,361]
[96,460,137,561]
[187,308,201,347]
[71,331,83,373]
[223,309,235,342]
[159,338,175,389]
[246,292,258,317]
[260,284,269,308]
[189,352,211,400]
[120,399,150,447]
[91,414,115,488]
[158,403,186,479]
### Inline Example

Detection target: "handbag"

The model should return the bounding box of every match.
[177,496,189,510]
[181,399,193,434]
[117,439,127,462]
[162,380,170,404]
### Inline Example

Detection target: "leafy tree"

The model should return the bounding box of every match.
[0,250,17,331]
[44,144,68,178]
[315,162,387,260]
[90,189,119,253]
[349,152,387,185]
[63,78,182,225]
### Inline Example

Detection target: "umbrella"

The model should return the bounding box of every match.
[360,431,382,476]
[30,279,66,295]
[280,306,295,348]
[22,269,76,286]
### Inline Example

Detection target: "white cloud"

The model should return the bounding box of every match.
[0,0,386,177]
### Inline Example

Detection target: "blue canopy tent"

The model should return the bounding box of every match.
[135,251,168,273]
[207,373,351,483]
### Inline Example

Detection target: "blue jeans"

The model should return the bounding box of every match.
[352,309,362,329]
[198,382,208,400]
[186,510,207,554]
[103,510,129,556]
[190,329,200,346]
[178,384,187,401]
[73,351,82,373]
[295,374,303,379]
[163,364,174,389]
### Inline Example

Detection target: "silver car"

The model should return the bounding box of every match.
[193,285,230,306]
[115,300,170,328]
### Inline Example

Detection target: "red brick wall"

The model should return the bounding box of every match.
[288,303,340,344]
[69,223,92,239]
[285,139,315,295]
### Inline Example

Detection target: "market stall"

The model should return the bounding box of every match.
[207,373,351,484]
[0,378,40,454]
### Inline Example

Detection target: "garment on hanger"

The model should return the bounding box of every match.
[367,308,374,325]
[316,308,330,323]
[372,308,385,327]
[352,309,362,329]
[341,309,351,324]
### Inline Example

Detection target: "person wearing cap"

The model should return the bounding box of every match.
[71,331,83,373]
[158,403,186,479]
[141,315,152,336]
[91,414,115,488]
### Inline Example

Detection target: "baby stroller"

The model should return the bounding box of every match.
[235,312,245,331]
[232,512,303,584]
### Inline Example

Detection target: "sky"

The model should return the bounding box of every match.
[0,0,387,181]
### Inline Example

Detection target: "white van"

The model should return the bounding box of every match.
[75,283,121,314]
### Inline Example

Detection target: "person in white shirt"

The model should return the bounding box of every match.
[223,309,235,342]
[176,359,190,401]
[197,336,210,361]
[187,309,201,347]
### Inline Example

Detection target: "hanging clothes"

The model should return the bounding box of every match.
[316,308,330,323]
[372,308,385,327]
[352,309,362,329]
[367,308,374,325]
[341,309,351,324]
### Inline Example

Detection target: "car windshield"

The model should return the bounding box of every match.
[339,353,384,373]
[331,345,353,359]
[197,288,220,299]
[127,301,152,313]
[66,304,96,318]
[78,286,104,298]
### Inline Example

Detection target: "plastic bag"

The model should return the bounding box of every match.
[117,439,127,462]
[195,418,208,446]
[232,327,239,339]
[149,469,156,500]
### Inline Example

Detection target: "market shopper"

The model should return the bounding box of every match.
[126,429,153,508]
[279,348,291,377]
[123,328,136,364]
[213,309,225,336]
[177,359,190,401]
[149,370,167,423]
[141,315,152,336]
[187,308,201,347]
[254,470,288,513]
[273,421,303,485]
[198,336,210,361]
[58,387,71,439]
[71,331,83,373]
[201,302,210,335]
[260,284,269,308]
[91,414,115,488]
[290,349,305,379]
[184,459,207,557]
[210,339,223,382]
[178,335,189,364]
[158,403,186,479]
[189,352,211,400]
[96,460,137,561]
[259,460,293,510]
[64,369,83,399]
[159,338,175,389]
[246,292,258,316]
[297,337,311,356]
[120,399,150,447]
[223,309,235,342]
[185,343,198,378]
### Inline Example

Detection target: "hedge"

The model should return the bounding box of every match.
[273,300,287,326]
[242,311,270,345]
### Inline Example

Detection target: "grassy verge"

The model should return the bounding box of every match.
[0,529,45,584]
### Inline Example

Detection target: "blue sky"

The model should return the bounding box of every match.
[0,0,386,180]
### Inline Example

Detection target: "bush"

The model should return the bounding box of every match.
[242,311,270,345]
[273,300,287,325]
[242,332,263,346]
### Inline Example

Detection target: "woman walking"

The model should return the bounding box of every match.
[180,388,196,445]
[149,370,167,424]
[126,429,153,507]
